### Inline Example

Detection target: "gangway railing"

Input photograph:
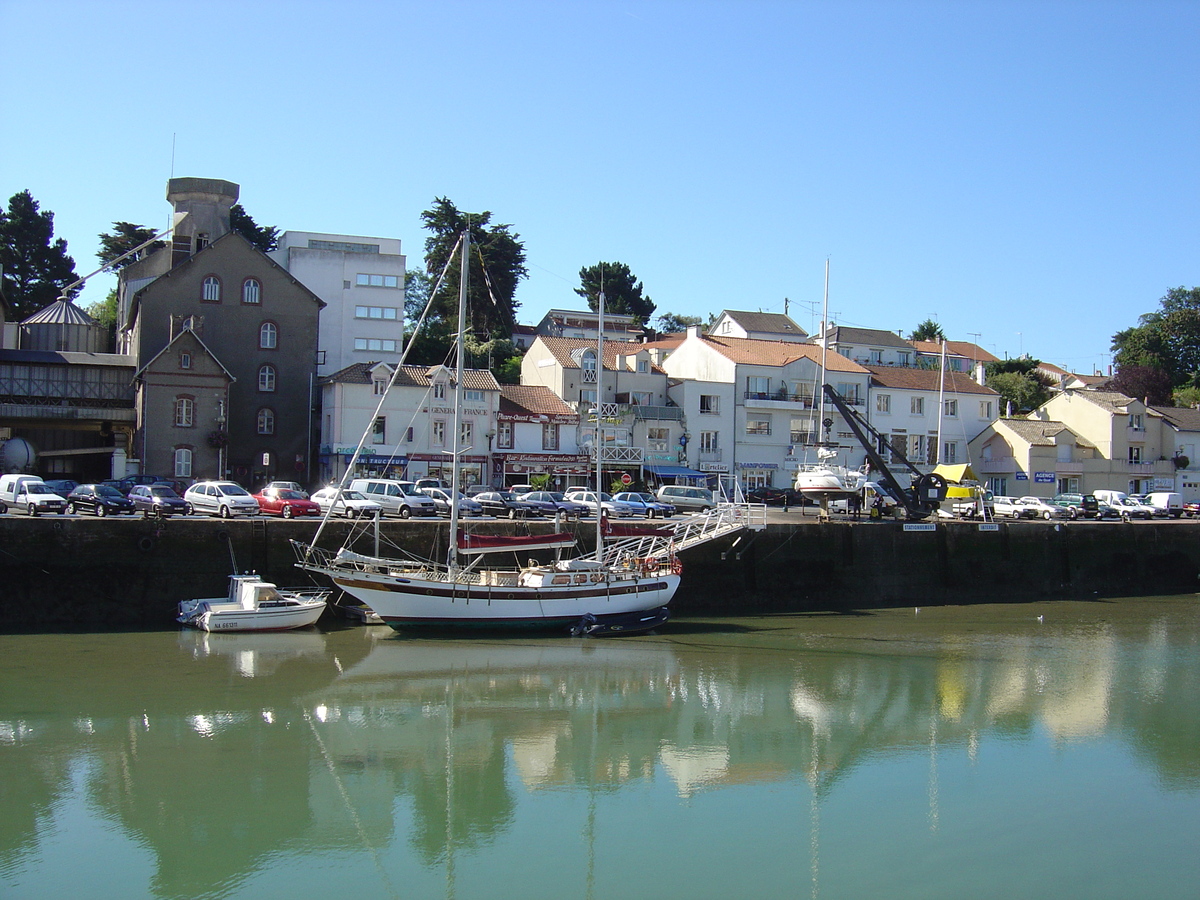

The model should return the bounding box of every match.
[600,502,766,566]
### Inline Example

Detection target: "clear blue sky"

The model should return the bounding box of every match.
[2,0,1195,374]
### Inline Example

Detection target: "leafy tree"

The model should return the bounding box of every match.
[97,222,165,272]
[1112,287,1200,386]
[86,288,119,330]
[421,197,526,338]
[229,203,279,253]
[575,262,655,322]
[1109,364,1174,405]
[404,268,433,324]
[910,318,945,342]
[654,312,703,334]
[0,189,80,320]
[985,358,1053,414]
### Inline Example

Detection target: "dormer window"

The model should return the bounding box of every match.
[433,382,447,400]
[581,350,597,383]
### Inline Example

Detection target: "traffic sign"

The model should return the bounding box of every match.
[620,472,632,485]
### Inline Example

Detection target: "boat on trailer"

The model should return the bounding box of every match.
[177,574,330,633]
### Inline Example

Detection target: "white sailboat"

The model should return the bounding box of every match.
[292,231,730,633]
[794,261,867,500]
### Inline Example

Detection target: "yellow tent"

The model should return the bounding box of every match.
[933,463,979,484]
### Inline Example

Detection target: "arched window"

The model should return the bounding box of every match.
[581,350,597,383]
[257,408,275,435]
[242,278,261,304]
[202,276,221,302]
[259,322,277,349]
[258,365,276,392]
[174,397,194,427]
[174,447,193,478]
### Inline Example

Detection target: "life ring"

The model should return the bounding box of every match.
[138,536,156,552]
[670,557,682,575]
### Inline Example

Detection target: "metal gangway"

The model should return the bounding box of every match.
[600,502,767,567]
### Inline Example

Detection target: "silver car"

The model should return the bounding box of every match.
[183,481,261,518]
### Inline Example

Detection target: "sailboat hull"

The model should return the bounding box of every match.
[328,570,680,630]
[794,467,866,498]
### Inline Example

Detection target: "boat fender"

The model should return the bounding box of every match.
[670,556,683,575]
[642,557,658,575]
[138,536,157,552]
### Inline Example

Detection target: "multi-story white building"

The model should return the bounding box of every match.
[811,325,916,368]
[494,384,588,490]
[707,309,808,343]
[271,232,406,377]
[318,361,500,487]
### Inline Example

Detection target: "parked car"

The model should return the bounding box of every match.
[564,490,636,517]
[1144,492,1184,518]
[183,481,261,518]
[348,478,438,517]
[1183,501,1200,518]
[1113,496,1154,519]
[310,487,382,518]
[951,490,995,519]
[992,496,1035,519]
[655,485,714,513]
[262,481,308,498]
[472,490,542,519]
[253,487,322,518]
[1015,496,1069,519]
[421,486,486,517]
[0,475,68,516]
[42,479,79,497]
[1095,500,1124,519]
[128,483,188,517]
[611,491,677,518]
[516,491,590,519]
[414,478,450,492]
[745,486,788,506]
[1050,492,1100,519]
[66,483,136,517]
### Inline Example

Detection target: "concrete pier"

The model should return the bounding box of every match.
[1,516,1196,630]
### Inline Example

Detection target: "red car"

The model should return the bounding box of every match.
[253,487,322,518]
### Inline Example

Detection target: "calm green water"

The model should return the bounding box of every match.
[2,599,1199,900]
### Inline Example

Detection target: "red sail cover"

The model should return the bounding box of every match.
[456,532,577,555]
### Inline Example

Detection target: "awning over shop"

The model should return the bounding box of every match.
[933,463,979,484]
[644,465,709,478]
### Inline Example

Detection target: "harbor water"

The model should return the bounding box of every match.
[2,598,1199,899]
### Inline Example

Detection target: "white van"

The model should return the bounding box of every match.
[0,474,68,515]
[348,478,437,518]
[1092,489,1129,506]
[1144,491,1183,518]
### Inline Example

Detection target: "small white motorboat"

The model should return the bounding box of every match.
[177,574,329,632]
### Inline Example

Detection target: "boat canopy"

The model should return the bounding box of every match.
[932,463,979,484]
[456,532,577,555]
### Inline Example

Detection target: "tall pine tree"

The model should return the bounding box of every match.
[0,190,80,320]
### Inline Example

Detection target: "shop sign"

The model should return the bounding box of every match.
[1034,472,1055,483]
[699,463,730,472]
[737,462,778,469]
[1015,472,1028,480]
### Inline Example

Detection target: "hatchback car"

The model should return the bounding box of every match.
[611,491,677,518]
[66,483,136,517]
[183,481,261,518]
[1015,496,1069,519]
[564,490,636,517]
[128,483,188,517]
[421,487,486,517]
[518,491,590,519]
[310,487,383,518]
[253,487,322,518]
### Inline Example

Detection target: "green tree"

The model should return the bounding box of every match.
[404,268,434,324]
[0,189,80,320]
[654,312,703,334]
[910,318,945,342]
[85,287,119,330]
[230,203,279,253]
[985,358,1053,414]
[421,197,526,338]
[575,262,655,322]
[1112,287,1200,386]
[97,222,165,272]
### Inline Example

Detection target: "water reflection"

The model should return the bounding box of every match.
[1,600,1199,898]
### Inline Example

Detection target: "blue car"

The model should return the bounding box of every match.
[612,491,677,518]
[518,491,590,519]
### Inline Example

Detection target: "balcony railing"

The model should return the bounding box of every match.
[698,449,722,462]
[742,390,817,408]
[631,405,684,421]
[1055,462,1083,475]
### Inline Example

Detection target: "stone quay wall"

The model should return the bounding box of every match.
[1,517,1196,631]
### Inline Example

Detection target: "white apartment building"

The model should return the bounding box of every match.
[271,232,406,376]
[318,361,500,487]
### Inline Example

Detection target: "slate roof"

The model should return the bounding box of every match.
[1064,389,1138,413]
[499,385,577,418]
[715,310,807,338]
[1151,405,1200,432]
[811,325,913,350]
[865,365,998,395]
[322,361,500,391]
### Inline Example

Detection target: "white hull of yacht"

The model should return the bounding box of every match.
[322,565,679,629]
[794,467,867,498]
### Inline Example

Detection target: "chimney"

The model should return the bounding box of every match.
[686,324,702,339]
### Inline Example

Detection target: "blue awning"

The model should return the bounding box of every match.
[643,465,709,478]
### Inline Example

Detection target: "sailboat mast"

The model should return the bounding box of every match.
[447,228,470,570]
[935,338,946,466]
[595,284,605,561]
[818,259,829,444]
